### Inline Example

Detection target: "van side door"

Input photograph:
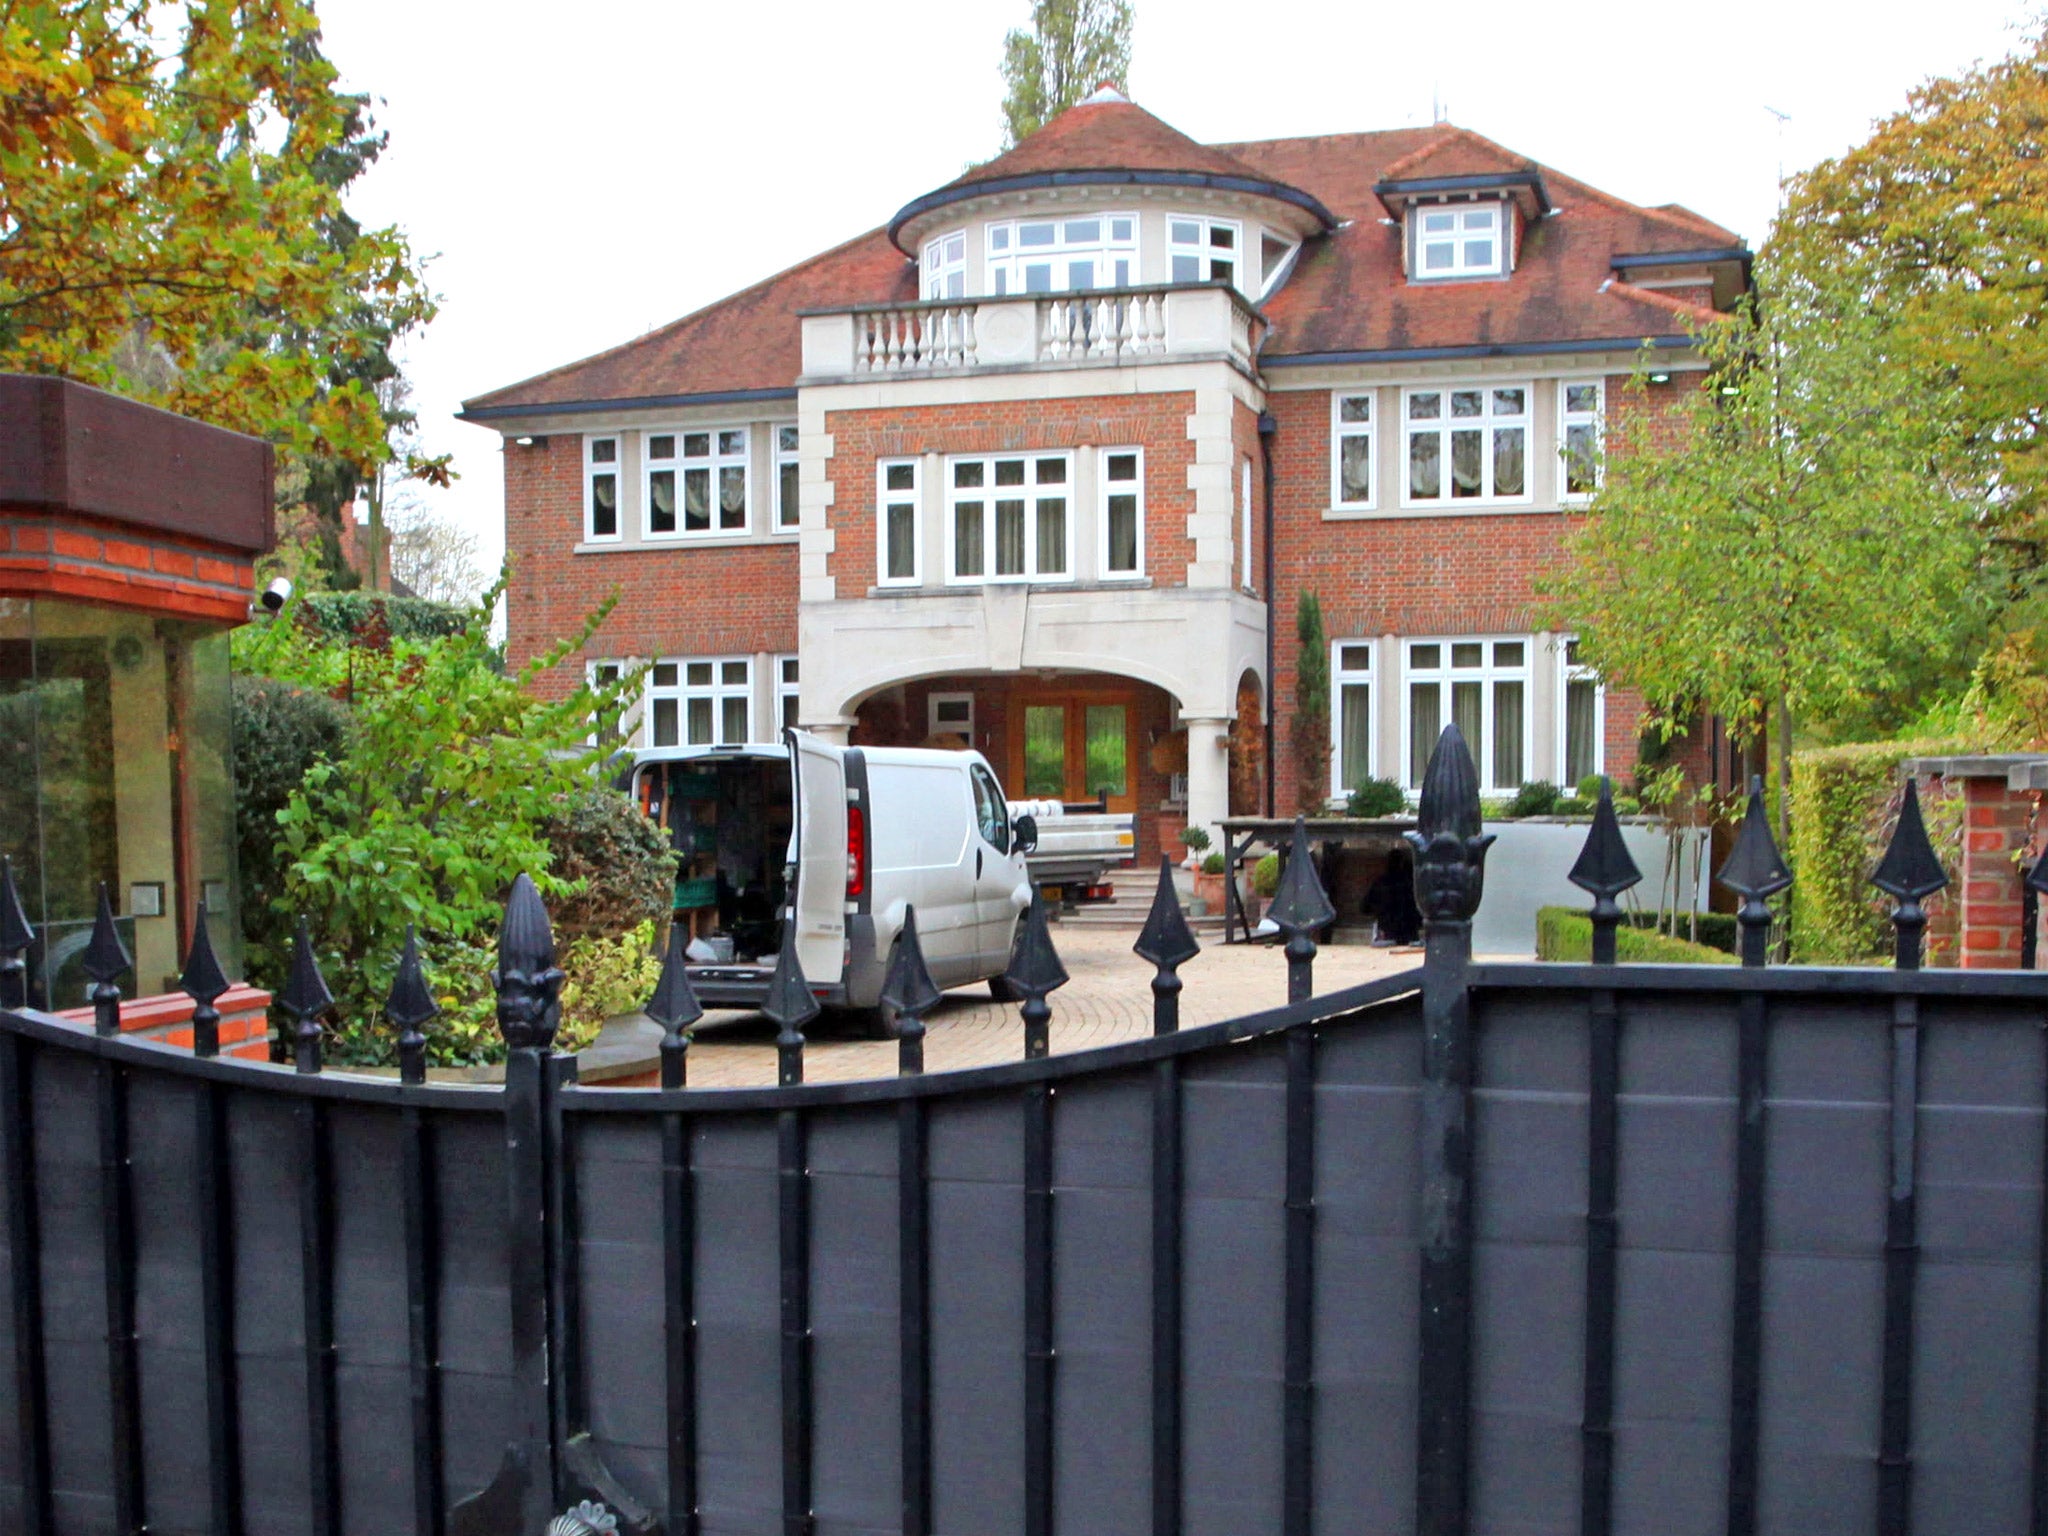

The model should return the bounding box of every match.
[788,731,848,987]
[865,760,980,985]
[969,760,1030,971]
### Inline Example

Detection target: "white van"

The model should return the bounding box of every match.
[624,731,1038,1020]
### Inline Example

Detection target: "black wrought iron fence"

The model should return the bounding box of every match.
[2,726,2046,1536]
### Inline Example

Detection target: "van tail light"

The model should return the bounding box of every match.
[846,804,867,899]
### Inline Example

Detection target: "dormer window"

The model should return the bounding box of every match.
[1169,217,1240,287]
[987,214,1136,295]
[922,231,966,299]
[1414,201,1505,280]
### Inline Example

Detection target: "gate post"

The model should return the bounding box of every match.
[1405,726,1493,1536]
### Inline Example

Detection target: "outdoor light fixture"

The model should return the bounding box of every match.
[260,576,293,613]
[1721,384,1741,396]
[515,435,546,447]
[1647,371,1672,384]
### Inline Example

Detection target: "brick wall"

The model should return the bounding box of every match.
[1949,775,2042,969]
[0,512,255,624]
[503,435,799,699]
[824,393,1198,590]
[1263,376,1691,811]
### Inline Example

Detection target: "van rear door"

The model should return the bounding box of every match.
[788,730,848,987]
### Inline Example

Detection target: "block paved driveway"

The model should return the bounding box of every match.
[677,925,1422,1087]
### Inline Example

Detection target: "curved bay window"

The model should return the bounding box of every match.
[0,599,240,1008]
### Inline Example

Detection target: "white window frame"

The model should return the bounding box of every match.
[1330,391,1376,511]
[877,458,921,587]
[921,230,967,299]
[1168,215,1244,290]
[586,658,631,746]
[1557,636,1606,786]
[1330,641,1376,798]
[1411,199,1506,280]
[643,426,750,541]
[943,452,1075,586]
[1559,379,1605,503]
[1240,457,1254,591]
[1400,636,1533,794]
[584,435,622,543]
[986,212,1137,296]
[1258,227,1301,299]
[928,692,975,739]
[1098,447,1145,581]
[1401,384,1532,508]
[774,424,802,530]
[776,655,801,735]
[647,656,754,748]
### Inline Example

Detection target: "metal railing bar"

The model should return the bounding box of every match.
[298,1094,340,1536]
[1469,964,2048,999]
[1148,1055,1181,1536]
[663,1104,698,1536]
[1578,986,1620,1536]
[400,1092,443,1536]
[195,1073,243,1536]
[1022,1083,1055,1536]
[1878,996,1920,1535]
[898,1096,930,1536]
[97,1051,145,1534]
[777,1107,813,1536]
[557,973,1428,1115]
[1724,991,1769,1536]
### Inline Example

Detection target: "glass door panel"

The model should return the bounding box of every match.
[1023,705,1067,798]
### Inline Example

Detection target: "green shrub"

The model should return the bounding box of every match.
[1508,780,1562,817]
[1536,906,1735,964]
[558,920,666,1056]
[1623,910,1738,954]
[300,591,468,645]
[537,786,678,945]
[1201,851,1225,875]
[1345,777,1406,817]
[1612,795,1641,815]
[1180,825,1211,854]
[1554,796,1593,817]
[1790,738,1968,964]
[1576,773,1606,802]
[232,675,350,986]
[1252,852,1281,898]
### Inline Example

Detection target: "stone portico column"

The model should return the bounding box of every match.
[1183,715,1232,855]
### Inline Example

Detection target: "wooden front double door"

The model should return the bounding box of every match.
[1010,687,1138,813]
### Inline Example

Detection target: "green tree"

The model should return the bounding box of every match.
[1294,591,1330,810]
[234,574,647,1064]
[0,0,435,482]
[1543,260,1993,843]
[1774,20,2048,547]
[999,0,1133,148]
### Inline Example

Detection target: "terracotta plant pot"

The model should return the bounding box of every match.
[1192,869,1227,912]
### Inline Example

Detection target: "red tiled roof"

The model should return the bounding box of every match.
[464,117,1745,415]
[1219,124,1743,360]
[944,97,1282,192]
[460,226,915,417]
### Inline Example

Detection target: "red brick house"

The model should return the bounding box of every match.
[461,89,1748,864]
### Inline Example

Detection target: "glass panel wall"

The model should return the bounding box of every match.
[0,599,240,1008]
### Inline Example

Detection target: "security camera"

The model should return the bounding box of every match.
[259,577,293,613]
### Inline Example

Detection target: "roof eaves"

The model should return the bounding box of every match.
[887,168,1337,252]
[1260,334,1696,368]
[456,385,799,425]
[1372,169,1552,217]
[1611,246,1753,272]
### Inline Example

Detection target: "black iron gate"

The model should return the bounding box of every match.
[3,726,2047,1536]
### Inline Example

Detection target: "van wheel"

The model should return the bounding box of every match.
[988,974,1020,1002]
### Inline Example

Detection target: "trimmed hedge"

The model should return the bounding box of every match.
[1789,738,1967,964]
[1623,909,1737,954]
[1536,906,1735,965]
[232,675,351,987]
[300,592,467,643]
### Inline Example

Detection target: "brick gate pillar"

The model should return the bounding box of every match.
[1906,755,2048,970]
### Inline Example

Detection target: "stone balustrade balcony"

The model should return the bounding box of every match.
[798,281,1263,383]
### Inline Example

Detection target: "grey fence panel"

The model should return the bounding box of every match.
[1047,1072,1151,1536]
[1469,993,1591,1536]
[807,1106,900,1536]
[693,1115,782,1534]
[326,1100,421,1534]
[572,1113,667,1514]
[130,1069,212,1536]
[1181,1038,1289,1536]
[1912,1001,2046,1532]
[226,1090,317,1536]
[1610,994,1740,1534]
[928,1094,1025,1536]
[1755,1001,1887,1533]
[33,1048,113,1536]
[1311,1004,1422,1534]
[430,1110,515,1507]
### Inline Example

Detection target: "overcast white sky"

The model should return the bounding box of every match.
[313,0,2038,578]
